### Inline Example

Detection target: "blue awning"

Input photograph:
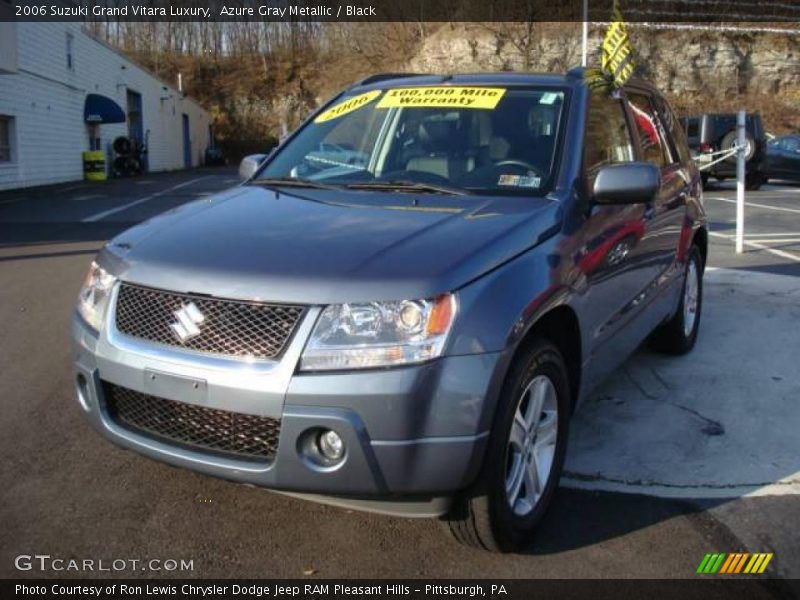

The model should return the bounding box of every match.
[84,94,126,124]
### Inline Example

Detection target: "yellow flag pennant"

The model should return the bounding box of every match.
[601,7,635,88]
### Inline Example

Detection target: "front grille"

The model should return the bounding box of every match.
[115,283,304,360]
[103,383,281,462]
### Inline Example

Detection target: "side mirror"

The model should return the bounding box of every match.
[238,154,267,181]
[592,162,661,205]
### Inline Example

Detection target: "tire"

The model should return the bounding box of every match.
[701,173,709,189]
[650,245,703,355]
[442,339,570,552]
[745,172,764,191]
[113,136,132,155]
[721,130,755,164]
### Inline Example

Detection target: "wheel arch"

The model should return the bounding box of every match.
[514,305,583,412]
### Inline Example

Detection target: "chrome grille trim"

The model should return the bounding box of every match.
[114,283,305,360]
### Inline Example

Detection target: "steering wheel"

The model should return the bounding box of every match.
[495,159,542,174]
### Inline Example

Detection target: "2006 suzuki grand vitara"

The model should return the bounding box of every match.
[73,68,706,552]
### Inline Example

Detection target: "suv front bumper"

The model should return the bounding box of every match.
[72,309,500,517]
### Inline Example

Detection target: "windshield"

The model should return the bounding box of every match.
[257,86,567,195]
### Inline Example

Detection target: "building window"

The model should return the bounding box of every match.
[0,115,13,162]
[66,32,74,71]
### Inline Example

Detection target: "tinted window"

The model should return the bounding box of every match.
[626,94,674,167]
[583,92,634,176]
[781,137,800,152]
[656,97,692,163]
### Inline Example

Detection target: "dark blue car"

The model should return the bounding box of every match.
[74,69,707,552]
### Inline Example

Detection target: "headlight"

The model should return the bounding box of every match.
[77,261,116,331]
[300,294,457,371]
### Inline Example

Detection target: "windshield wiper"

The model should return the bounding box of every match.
[250,177,341,190]
[344,180,468,196]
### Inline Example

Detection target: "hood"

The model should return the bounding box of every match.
[99,185,561,304]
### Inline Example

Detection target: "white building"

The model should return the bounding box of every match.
[0,18,212,191]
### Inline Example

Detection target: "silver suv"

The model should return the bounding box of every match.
[73,70,706,551]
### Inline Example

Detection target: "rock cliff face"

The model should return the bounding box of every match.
[407,23,800,131]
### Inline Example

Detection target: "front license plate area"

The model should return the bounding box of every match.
[143,368,208,404]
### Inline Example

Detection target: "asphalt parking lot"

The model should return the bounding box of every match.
[0,169,798,584]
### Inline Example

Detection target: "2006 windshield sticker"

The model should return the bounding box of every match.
[377,87,507,109]
[314,90,382,123]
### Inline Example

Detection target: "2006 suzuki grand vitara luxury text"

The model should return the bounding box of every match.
[73,69,706,552]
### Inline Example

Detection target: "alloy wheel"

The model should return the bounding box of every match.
[505,375,559,517]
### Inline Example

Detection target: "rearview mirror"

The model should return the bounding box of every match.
[592,162,660,205]
[238,154,267,181]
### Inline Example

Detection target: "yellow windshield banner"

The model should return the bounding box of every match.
[314,90,382,123]
[376,87,506,109]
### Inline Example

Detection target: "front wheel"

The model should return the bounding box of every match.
[443,339,570,552]
[650,245,703,354]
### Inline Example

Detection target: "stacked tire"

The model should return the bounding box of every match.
[112,136,144,177]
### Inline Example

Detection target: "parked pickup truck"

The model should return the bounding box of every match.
[73,69,707,552]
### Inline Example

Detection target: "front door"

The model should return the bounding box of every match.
[182,114,192,168]
[624,92,687,279]
[569,89,661,393]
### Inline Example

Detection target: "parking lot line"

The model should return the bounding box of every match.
[709,231,800,262]
[81,176,211,223]
[706,196,800,215]
[740,232,800,237]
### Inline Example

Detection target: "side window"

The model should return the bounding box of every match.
[657,97,692,164]
[626,93,674,167]
[583,92,635,177]
[686,119,699,139]
[782,137,800,153]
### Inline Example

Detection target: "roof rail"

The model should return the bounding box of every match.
[354,73,428,86]
[566,66,585,79]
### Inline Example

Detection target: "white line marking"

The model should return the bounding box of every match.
[742,232,800,237]
[747,239,800,244]
[81,177,210,222]
[706,196,800,215]
[710,231,800,262]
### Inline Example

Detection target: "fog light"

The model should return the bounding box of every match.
[317,430,344,461]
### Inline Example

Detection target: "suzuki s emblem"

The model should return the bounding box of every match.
[171,302,205,342]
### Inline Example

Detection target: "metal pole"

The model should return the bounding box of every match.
[582,0,588,67]
[736,110,746,254]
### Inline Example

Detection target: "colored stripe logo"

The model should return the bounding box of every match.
[697,553,773,574]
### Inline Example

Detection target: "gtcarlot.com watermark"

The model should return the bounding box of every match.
[14,554,194,573]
